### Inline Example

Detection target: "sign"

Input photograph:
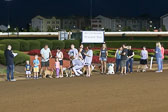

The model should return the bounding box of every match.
[82,31,104,43]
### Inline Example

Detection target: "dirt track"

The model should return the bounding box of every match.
[1,71,168,112]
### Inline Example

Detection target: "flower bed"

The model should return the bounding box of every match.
[28,48,168,64]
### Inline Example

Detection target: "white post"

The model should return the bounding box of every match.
[150,57,154,70]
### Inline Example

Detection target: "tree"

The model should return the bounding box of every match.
[162,25,167,31]
[122,26,132,31]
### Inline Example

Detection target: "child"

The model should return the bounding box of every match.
[55,57,60,78]
[33,55,40,79]
[25,60,32,79]
[84,46,93,77]
[99,44,108,74]
[138,46,148,72]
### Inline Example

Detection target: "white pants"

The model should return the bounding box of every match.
[73,65,83,76]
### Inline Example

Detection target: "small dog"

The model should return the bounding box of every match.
[107,63,115,75]
[44,68,54,78]
[63,67,73,77]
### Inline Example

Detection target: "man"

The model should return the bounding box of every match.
[68,44,78,60]
[4,45,17,81]
[120,44,128,75]
[80,44,86,59]
[40,45,52,77]
[72,58,84,76]
[126,46,135,73]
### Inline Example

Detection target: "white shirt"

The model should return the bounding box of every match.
[40,48,51,62]
[68,48,78,59]
[56,51,63,60]
[72,59,84,66]
[141,50,148,60]
[84,50,93,65]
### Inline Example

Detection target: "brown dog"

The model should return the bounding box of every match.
[43,68,54,78]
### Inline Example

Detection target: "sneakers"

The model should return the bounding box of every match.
[156,71,162,73]
[11,79,16,82]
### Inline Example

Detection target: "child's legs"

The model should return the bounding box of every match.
[56,68,60,76]
[101,61,104,73]
[104,61,107,73]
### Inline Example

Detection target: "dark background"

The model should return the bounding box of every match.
[0,0,168,27]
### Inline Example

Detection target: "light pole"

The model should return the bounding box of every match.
[4,0,13,37]
[90,0,93,30]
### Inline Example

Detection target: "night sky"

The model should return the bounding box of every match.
[0,0,168,27]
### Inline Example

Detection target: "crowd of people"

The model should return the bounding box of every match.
[4,42,165,81]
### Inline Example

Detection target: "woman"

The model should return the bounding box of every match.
[78,48,84,61]
[155,42,162,73]
[84,46,93,77]
[99,44,108,74]
[161,44,165,72]
[56,47,64,77]
[115,47,122,73]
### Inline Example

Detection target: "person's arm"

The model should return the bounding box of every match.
[106,50,108,57]
[49,48,52,58]
[40,49,45,59]
[61,52,64,60]
[99,50,101,57]
[129,51,135,58]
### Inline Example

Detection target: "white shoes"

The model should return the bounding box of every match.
[11,79,16,82]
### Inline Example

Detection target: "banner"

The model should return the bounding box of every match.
[82,31,104,43]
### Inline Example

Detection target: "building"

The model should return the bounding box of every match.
[31,15,61,32]
[61,16,90,30]
[0,25,8,31]
[91,15,160,31]
[160,14,168,31]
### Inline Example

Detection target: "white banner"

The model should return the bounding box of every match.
[82,31,104,43]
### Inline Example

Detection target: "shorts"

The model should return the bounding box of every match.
[121,60,127,67]
[41,61,49,67]
[100,57,107,62]
[34,67,39,73]
[59,60,63,66]
[26,71,31,75]
[140,59,147,65]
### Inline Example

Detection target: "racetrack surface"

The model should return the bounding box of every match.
[1,71,168,112]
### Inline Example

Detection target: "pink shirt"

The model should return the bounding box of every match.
[55,62,60,69]
[161,47,165,59]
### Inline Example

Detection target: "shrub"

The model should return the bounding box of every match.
[29,40,41,50]
[0,44,6,51]
[52,40,65,50]
[0,50,30,65]
[106,41,168,49]
[0,39,20,50]
[37,39,53,49]
[17,40,30,51]
[64,40,80,49]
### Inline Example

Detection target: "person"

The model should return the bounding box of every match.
[25,60,32,79]
[80,44,86,59]
[4,45,17,81]
[78,48,84,61]
[33,55,40,79]
[99,44,108,74]
[72,58,84,76]
[56,47,64,78]
[40,45,52,77]
[68,44,78,60]
[138,46,148,72]
[126,46,135,73]
[161,44,165,72]
[120,44,128,75]
[55,57,60,78]
[155,42,162,73]
[84,46,93,77]
[115,47,122,73]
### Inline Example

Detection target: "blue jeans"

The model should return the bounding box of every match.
[156,58,162,71]
[116,59,121,73]
[126,58,133,73]
[7,64,14,81]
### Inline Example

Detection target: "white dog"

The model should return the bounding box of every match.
[107,63,115,75]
